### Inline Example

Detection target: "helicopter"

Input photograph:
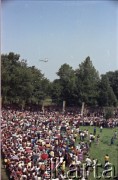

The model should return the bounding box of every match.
[39,58,48,62]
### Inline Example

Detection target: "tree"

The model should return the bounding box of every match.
[1,52,50,108]
[56,63,77,106]
[75,56,100,106]
[106,71,118,100]
[51,79,62,105]
[104,107,114,120]
[1,53,21,105]
[2,52,117,109]
[98,75,117,107]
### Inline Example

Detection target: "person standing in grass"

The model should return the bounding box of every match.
[100,126,103,133]
[85,156,92,177]
[104,154,109,164]
[96,134,100,144]
[93,127,96,136]
[110,136,114,145]
[114,131,117,139]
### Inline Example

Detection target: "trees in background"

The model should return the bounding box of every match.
[56,63,77,106]
[75,56,100,106]
[106,71,118,100]
[1,52,50,108]
[1,52,118,108]
[98,75,117,107]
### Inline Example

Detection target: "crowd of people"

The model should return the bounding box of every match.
[1,108,118,180]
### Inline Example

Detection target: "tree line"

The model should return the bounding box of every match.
[1,52,118,109]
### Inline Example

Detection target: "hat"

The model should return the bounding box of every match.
[46,144,50,148]
[50,151,54,157]
[42,141,45,145]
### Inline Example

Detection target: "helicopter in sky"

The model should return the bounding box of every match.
[39,58,48,62]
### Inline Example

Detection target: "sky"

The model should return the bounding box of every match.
[1,0,118,81]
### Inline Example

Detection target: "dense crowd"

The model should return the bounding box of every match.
[1,109,118,180]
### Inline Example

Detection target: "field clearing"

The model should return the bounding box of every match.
[79,126,118,179]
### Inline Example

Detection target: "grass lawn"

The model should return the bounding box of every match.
[78,126,118,179]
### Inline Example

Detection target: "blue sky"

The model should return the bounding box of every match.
[1,0,118,81]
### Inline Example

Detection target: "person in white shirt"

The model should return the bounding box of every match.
[85,157,92,166]
[100,126,103,133]
[85,156,92,177]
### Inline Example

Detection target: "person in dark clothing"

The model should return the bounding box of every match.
[110,137,114,145]
[93,127,96,136]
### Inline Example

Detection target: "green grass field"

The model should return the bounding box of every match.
[78,126,118,179]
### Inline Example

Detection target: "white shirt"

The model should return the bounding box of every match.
[85,157,92,166]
